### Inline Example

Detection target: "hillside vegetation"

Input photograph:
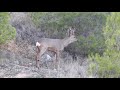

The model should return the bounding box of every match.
[0,12,120,78]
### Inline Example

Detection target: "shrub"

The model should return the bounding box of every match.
[0,12,16,44]
[88,12,120,78]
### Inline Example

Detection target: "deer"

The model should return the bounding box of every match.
[35,27,77,68]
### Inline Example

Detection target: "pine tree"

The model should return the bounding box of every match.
[89,12,120,78]
[0,12,16,44]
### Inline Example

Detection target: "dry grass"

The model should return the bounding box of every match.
[0,41,93,78]
[0,40,19,53]
[0,49,92,78]
[37,56,90,78]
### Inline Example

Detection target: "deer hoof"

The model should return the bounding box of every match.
[36,64,40,69]
[36,65,40,69]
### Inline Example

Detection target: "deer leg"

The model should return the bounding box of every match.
[37,47,47,68]
[55,51,60,69]
[52,52,56,68]
[36,52,41,68]
[36,46,40,68]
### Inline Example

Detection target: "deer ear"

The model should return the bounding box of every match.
[66,28,70,37]
[68,29,70,36]
[71,28,76,35]
[69,27,73,36]
[72,29,75,35]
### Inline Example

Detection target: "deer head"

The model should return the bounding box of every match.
[63,27,77,47]
[67,27,77,41]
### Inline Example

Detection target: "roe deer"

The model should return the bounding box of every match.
[35,27,77,68]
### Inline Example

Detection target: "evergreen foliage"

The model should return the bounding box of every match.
[0,12,16,44]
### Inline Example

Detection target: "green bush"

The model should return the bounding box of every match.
[88,12,120,78]
[30,12,108,56]
[0,12,16,44]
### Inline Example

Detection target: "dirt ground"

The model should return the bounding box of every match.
[0,50,91,78]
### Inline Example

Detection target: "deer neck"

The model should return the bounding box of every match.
[62,37,72,48]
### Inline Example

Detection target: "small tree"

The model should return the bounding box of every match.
[89,12,120,78]
[0,12,16,44]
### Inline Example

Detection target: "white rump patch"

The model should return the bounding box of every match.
[36,42,41,46]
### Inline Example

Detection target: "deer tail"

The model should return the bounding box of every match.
[36,42,41,46]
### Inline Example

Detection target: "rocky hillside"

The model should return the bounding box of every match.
[0,49,91,78]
